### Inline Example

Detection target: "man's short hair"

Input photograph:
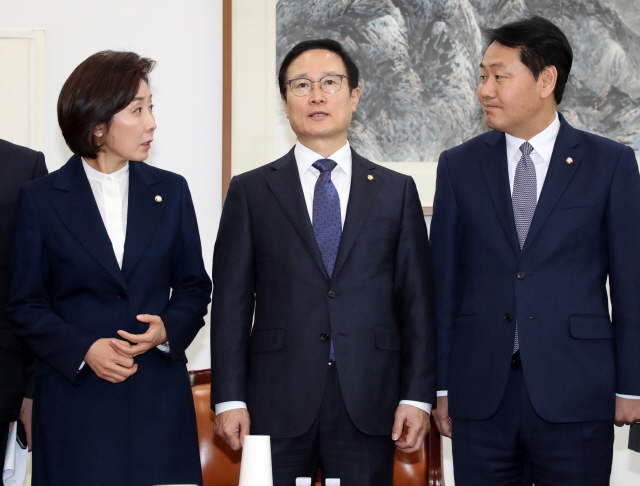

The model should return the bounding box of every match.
[57,51,156,159]
[483,16,573,104]
[278,39,359,99]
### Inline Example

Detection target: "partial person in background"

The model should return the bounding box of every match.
[430,16,640,486]
[211,39,436,486]
[0,139,47,458]
[7,51,211,486]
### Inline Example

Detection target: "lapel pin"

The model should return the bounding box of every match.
[155,195,163,202]
[566,157,573,165]
[367,175,374,181]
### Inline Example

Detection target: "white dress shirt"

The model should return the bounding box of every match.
[82,159,129,268]
[437,112,639,400]
[216,141,432,415]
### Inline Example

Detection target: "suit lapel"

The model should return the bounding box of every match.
[480,132,521,255]
[521,120,582,254]
[52,155,126,287]
[266,149,329,280]
[331,150,381,279]
[121,162,164,278]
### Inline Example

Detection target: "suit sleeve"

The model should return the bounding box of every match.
[210,176,256,407]
[22,151,48,397]
[157,178,212,365]
[392,176,437,405]
[430,151,465,392]
[606,145,640,396]
[7,186,99,385]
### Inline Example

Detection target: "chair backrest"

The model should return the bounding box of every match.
[189,369,443,486]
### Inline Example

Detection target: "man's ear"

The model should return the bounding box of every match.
[539,65,557,101]
[281,95,290,119]
[350,87,361,113]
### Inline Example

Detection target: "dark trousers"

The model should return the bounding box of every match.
[270,362,396,486]
[452,368,614,486]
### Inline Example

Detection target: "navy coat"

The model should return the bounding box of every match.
[430,115,640,423]
[7,155,212,486]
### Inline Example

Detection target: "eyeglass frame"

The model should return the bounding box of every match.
[285,74,348,97]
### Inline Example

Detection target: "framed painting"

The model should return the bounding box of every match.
[224,0,640,214]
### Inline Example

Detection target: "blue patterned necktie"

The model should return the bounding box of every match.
[312,158,341,361]
[512,141,537,352]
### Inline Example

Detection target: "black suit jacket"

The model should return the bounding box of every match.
[0,139,47,422]
[211,147,436,438]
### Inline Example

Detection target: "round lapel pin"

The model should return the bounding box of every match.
[155,195,162,202]
[566,157,573,165]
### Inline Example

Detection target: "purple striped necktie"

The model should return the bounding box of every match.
[312,159,341,361]
[512,141,536,352]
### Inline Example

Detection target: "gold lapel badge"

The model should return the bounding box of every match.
[367,175,374,181]
[155,195,163,202]
[566,157,574,165]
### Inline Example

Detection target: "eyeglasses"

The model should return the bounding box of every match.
[286,75,347,97]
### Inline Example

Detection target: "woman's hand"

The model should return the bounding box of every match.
[111,314,168,358]
[84,338,138,383]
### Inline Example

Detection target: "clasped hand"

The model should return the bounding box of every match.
[84,314,167,383]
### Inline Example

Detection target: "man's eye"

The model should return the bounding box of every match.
[296,82,308,88]
[324,79,335,85]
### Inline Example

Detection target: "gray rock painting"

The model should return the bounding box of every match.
[276,0,640,162]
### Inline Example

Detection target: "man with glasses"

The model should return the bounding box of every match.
[211,39,436,485]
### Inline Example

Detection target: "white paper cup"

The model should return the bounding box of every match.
[238,435,273,486]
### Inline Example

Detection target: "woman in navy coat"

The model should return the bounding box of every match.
[7,51,212,486]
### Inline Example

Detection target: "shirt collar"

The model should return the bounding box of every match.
[505,111,560,163]
[82,157,130,181]
[294,140,352,176]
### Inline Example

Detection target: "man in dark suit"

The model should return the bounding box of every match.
[430,16,640,485]
[0,139,47,458]
[211,39,436,485]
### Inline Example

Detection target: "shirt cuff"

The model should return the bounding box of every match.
[78,361,86,371]
[215,401,248,415]
[437,390,448,397]
[617,394,640,399]
[156,343,170,353]
[399,400,432,415]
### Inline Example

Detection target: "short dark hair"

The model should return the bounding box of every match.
[57,51,156,159]
[483,16,573,104]
[278,39,359,99]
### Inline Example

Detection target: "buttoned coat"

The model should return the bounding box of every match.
[430,114,640,423]
[210,147,436,438]
[7,155,212,486]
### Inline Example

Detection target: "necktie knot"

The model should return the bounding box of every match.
[313,159,337,173]
[520,141,534,158]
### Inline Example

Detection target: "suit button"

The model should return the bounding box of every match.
[327,290,336,298]
[516,271,526,280]
[118,290,128,301]
[504,313,513,322]
[320,333,329,342]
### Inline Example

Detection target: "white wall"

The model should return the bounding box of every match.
[0,0,222,371]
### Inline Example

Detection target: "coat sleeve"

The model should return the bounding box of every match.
[7,186,99,385]
[392,176,437,405]
[210,176,256,406]
[157,177,212,365]
[23,150,47,397]
[606,145,640,396]
[430,150,465,392]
